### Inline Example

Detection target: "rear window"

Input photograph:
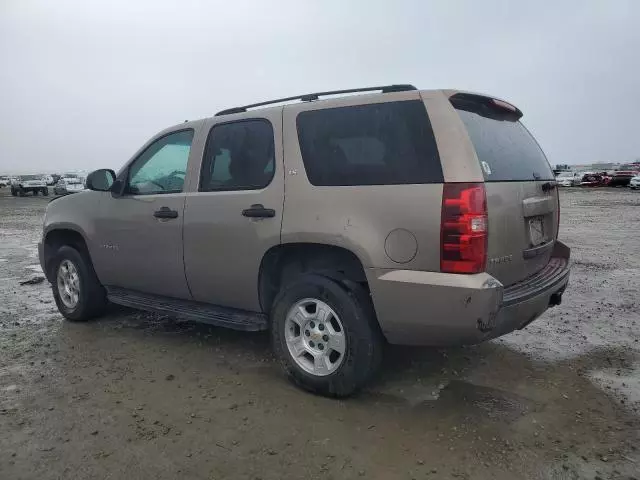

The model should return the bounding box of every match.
[454,100,554,182]
[296,100,442,186]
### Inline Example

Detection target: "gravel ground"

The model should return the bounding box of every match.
[0,187,639,480]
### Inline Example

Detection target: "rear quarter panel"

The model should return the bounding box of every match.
[281,91,444,271]
[281,90,486,271]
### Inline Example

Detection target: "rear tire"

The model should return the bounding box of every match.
[50,245,107,321]
[271,274,382,397]
[11,188,17,196]
[42,187,49,196]
[18,188,25,197]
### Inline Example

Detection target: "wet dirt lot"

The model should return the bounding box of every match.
[1,188,639,480]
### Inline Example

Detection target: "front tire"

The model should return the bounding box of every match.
[271,274,382,397]
[11,188,17,196]
[42,188,49,196]
[51,245,107,321]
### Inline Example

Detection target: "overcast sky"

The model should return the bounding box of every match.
[1,0,639,174]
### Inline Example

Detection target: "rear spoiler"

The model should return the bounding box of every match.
[448,92,523,120]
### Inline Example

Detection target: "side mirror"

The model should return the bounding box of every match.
[86,169,116,192]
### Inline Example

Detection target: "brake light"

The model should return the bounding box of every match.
[440,183,487,274]
[491,98,518,113]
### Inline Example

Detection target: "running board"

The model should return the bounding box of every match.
[105,287,268,332]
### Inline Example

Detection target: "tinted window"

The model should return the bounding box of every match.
[296,100,442,186]
[200,119,275,191]
[128,130,193,194]
[455,106,554,182]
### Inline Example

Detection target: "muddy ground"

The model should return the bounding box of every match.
[1,187,639,480]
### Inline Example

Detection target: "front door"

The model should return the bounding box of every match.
[94,129,195,298]
[183,110,284,311]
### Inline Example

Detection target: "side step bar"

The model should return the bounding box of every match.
[105,287,268,332]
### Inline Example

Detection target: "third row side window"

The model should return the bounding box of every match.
[296,100,443,186]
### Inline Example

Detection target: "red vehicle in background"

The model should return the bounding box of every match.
[580,172,610,187]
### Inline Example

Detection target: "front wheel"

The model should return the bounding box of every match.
[271,274,382,397]
[51,245,107,321]
[11,188,17,196]
[42,188,49,196]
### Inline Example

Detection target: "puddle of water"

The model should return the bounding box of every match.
[371,379,447,405]
[436,380,532,421]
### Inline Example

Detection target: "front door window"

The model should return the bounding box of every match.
[128,130,194,195]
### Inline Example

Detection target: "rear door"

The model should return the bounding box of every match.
[182,109,284,311]
[451,94,558,287]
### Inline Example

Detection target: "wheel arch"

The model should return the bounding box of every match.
[258,242,368,313]
[43,227,91,282]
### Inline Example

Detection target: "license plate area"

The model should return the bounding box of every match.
[528,216,546,246]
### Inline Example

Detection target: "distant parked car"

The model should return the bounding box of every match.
[609,170,638,187]
[629,175,640,190]
[53,176,86,195]
[10,175,48,196]
[555,171,581,187]
[0,176,10,188]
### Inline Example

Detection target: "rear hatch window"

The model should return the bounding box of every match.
[452,94,554,182]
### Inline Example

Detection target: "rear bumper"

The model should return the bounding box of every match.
[367,241,570,346]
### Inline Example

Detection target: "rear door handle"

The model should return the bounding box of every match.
[242,204,276,218]
[153,207,179,219]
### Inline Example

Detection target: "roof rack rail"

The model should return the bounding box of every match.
[215,84,417,116]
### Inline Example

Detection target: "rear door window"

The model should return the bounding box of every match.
[296,100,442,186]
[453,99,554,182]
[200,119,275,191]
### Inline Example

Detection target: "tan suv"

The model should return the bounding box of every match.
[39,85,570,397]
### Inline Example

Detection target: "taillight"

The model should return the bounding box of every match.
[440,183,488,274]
